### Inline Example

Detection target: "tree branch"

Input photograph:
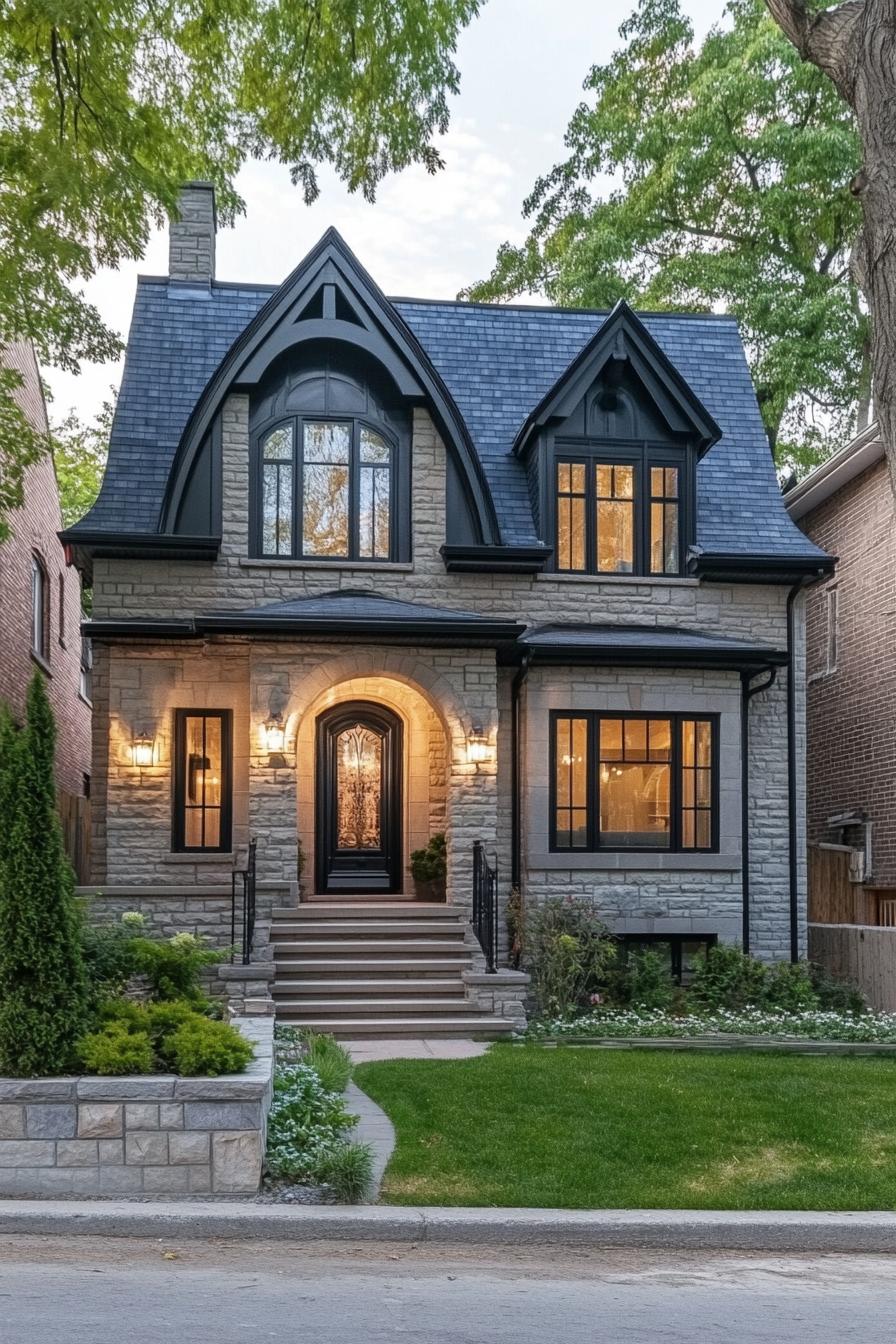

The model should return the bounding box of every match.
[764,0,866,97]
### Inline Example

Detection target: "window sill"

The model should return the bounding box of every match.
[528,851,740,872]
[238,558,414,573]
[536,571,698,587]
[30,651,52,677]
[163,852,236,865]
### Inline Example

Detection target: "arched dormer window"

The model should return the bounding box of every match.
[259,417,395,561]
[250,349,411,563]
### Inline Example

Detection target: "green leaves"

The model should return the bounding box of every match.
[465,0,865,469]
[0,0,482,534]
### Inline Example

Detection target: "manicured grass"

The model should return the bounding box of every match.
[354,1044,896,1209]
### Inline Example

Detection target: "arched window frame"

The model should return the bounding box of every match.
[251,412,403,563]
[30,553,49,663]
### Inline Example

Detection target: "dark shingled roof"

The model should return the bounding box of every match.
[71,273,824,560]
[205,590,510,626]
[521,623,787,668]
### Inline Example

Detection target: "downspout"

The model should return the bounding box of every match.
[786,576,815,962]
[740,666,777,955]
[510,651,532,891]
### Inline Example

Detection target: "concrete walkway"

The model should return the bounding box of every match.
[345,1039,489,1063]
[344,1082,394,1199]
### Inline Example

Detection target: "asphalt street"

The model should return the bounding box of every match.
[2,1235,895,1342]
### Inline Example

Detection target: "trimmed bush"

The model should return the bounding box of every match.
[130,931,226,1002]
[77,1022,155,1075]
[0,675,88,1075]
[167,1016,254,1076]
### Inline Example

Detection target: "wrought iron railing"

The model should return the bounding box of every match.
[472,840,498,974]
[230,838,257,965]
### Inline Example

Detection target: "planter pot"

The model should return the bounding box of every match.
[412,877,446,903]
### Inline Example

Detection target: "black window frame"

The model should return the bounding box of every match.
[171,709,233,854]
[549,710,720,854]
[551,439,691,577]
[252,414,400,563]
[617,933,718,984]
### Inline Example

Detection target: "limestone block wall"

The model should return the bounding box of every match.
[0,1018,272,1198]
[87,401,807,959]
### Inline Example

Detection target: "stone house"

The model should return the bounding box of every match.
[63,184,831,1034]
[785,424,896,925]
[0,342,92,873]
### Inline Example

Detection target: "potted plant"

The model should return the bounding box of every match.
[410,833,447,903]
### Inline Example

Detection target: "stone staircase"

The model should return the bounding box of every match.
[269,902,516,1038]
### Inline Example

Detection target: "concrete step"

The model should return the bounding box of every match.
[270,921,467,940]
[273,998,480,1017]
[271,1015,516,1039]
[272,903,453,919]
[271,939,471,957]
[272,978,467,997]
[273,957,472,976]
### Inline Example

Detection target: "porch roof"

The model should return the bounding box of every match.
[85,590,526,643]
[519,623,787,671]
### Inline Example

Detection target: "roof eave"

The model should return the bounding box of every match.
[519,643,787,672]
[784,424,884,521]
[440,543,552,574]
[688,551,835,584]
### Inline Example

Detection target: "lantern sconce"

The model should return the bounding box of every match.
[466,724,493,769]
[131,730,154,769]
[262,711,286,758]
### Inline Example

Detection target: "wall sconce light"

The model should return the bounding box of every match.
[466,724,492,767]
[131,731,154,768]
[262,712,286,756]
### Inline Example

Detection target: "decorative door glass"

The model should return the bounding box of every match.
[335,723,382,849]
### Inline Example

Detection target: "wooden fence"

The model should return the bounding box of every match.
[808,924,896,1013]
[808,844,878,925]
[58,791,90,885]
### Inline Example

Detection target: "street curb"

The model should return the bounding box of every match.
[2,1202,896,1251]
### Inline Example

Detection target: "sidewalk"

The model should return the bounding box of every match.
[2,1201,896,1252]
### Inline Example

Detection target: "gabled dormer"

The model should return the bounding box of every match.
[162,228,501,562]
[516,301,720,577]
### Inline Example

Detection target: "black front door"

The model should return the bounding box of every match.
[315,702,403,895]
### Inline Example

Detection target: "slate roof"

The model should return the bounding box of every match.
[202,589,520,631]
[71,274,824,560]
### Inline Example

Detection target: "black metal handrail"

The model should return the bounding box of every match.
[472,840,498,974]
[230,838,257,965]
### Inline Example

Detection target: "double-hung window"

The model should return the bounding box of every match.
[259,417,395,561]
[554,446,684,576]
[551,712,717,852]
[172,710,233,853]
[30,555,48,661]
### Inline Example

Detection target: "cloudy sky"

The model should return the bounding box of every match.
[46,0,723,423]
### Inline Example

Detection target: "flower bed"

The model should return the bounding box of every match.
[529,1007,896,1043]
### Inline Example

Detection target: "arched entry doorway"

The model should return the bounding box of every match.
[315,702,403,895]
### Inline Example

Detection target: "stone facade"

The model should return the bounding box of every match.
[84,397,807,962]
[168,182,216,284]
[0,1018,272,1197]
[0,342,91,798]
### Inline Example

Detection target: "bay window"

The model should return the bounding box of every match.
[550,712,717,852]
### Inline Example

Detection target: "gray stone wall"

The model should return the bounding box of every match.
[168,183,216,283]
[0,1018,272,1198]
[87,404,807,960]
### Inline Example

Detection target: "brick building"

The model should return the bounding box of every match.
[62,185,832,1034]
[786,425,896,912]
[0,342,91,808]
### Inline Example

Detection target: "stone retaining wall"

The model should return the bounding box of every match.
[0,1018,273,1198]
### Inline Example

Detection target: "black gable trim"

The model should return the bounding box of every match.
[512,299,721,458]
[160,229,501,545]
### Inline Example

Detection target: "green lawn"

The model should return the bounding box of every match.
[354,1045,896,1210]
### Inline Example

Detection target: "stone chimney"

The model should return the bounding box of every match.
[168,182,216,284]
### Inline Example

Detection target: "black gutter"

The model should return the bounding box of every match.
[440,544,552,574]
[740,667,777,954]
[84,615,526,643]
[689,551,836,585]
[519,646,787,672]
[510,651,532,891]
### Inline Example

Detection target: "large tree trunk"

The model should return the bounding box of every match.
[766,0,896,490]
